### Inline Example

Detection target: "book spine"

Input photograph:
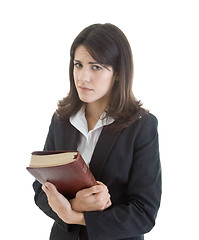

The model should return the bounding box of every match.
[75,153,97,185]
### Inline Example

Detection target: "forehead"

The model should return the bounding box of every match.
[74,45,95,61]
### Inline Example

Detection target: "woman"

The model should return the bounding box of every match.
[33,23,161,240]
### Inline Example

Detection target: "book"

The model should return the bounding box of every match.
[26,150,97,198]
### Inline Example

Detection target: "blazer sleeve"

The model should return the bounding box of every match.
[84,114,162,240]
[32,114,70,229]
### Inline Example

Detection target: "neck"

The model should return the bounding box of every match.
[85,102,106,120]
[85,102,107,131]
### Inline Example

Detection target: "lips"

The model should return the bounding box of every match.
[78,86,93,92]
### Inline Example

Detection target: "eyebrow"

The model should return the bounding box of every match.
[74,60,98,65]
[73,60,111,71]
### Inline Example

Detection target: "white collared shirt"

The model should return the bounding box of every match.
[69,108,114,166]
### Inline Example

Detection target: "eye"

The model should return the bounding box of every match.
[92,65,102,71]
[74,62,82,68]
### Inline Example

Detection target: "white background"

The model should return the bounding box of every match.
[0,0,198,239]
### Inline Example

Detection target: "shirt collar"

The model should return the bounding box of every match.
[69,107,114,136]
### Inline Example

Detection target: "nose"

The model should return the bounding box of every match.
[77,67,91,83]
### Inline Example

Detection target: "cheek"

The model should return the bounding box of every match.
[73,70,78,86]
[73,69,76,80]
[99,75,115,92]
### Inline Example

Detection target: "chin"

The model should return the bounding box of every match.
[79,96,94,104]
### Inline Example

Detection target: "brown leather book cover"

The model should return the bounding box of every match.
[26,151,97,198]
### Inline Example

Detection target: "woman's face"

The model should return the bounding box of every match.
[73,45,115,107]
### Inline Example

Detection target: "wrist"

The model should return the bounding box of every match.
[72,211,86,226]
[61,208,85,226]
[67,210,86,225]
[69,198,82,212]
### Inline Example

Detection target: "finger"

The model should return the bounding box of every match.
[104,192,111,203]
[77,185,103,198]
[96,181,106,187]
[42,184,49,194]
[42,184,46,193]
[95,186,109,200]
[104,199,112,209]
[96,181,109,193]
[42,182,58,199]
[44,182,58,193]
[94,189,111,205]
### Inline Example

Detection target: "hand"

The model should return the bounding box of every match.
[70,181,112,212]
[42,182,85,225]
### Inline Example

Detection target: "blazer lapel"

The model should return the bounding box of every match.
[89,126,122,180]
[64,120,79,150]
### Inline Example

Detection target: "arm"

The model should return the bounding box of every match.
[41,181,111,225]
[33,180,63,222]
[42,182,86,225]
[84,115,162,240]
[33,114,62,223]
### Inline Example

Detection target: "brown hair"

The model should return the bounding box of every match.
[56,23,147,129]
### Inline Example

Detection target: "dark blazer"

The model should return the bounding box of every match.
[33,112,161,240]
